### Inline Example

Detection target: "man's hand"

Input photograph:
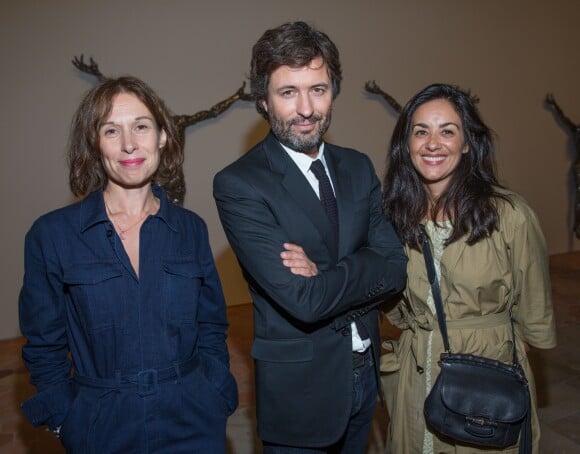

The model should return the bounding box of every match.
[280,243,318,277]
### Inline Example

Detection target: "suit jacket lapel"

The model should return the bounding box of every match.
[325,145,354,258]
[264,133,339,258]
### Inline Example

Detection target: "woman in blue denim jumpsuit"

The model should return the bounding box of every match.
[19,76,238,453]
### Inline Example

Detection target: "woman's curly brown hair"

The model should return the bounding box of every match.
[68,76,185,204]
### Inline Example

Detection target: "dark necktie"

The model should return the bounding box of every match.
[310,159,339,236]
[311,160,369,341]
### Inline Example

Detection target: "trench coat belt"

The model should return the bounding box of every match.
[409,311,511,372]
[73,354,200,396]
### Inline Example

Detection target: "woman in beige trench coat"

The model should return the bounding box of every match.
[380,83,556,454]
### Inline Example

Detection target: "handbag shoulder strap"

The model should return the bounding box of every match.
[419,224,451,352]
[419,224,520,366]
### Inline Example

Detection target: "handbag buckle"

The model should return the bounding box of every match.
[465,416,498,438]
[466,416,497,427]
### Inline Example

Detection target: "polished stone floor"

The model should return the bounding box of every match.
[1,252,579,453]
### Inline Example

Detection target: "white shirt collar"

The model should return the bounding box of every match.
[279,141,334,194]
[280,141,328,174]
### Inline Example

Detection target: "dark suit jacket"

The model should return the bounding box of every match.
[213,132,407,447]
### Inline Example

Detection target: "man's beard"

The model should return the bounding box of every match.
[268,109,332,154]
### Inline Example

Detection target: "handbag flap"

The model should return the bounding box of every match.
[438,354,529,423]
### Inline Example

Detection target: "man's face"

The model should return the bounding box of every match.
[262,56,333,157]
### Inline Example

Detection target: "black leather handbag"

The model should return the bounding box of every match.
[419,226,532,453]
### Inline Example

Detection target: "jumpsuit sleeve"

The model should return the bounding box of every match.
[194,217,238,414]
[19,219,74,429]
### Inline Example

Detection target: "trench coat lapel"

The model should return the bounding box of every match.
[442,232,469,279]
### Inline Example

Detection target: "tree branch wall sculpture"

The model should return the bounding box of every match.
[72,54,252,147]
[546,93,580,239]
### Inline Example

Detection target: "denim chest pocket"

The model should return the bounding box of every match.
[63,262,124,333]
[163,257,206,321]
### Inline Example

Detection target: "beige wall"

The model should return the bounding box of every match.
[1,0,578,340]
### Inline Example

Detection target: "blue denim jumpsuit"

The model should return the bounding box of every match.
[19,185,238,453]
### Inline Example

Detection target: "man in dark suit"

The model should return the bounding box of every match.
[213,21,407,453]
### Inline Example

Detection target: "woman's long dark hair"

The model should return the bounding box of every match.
[68,76,185,204]
[382,83,510,250]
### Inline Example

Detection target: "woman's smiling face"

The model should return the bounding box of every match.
[408,98,468,199]
[98,92,167,190]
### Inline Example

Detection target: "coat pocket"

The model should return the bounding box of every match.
[251,337,313,363]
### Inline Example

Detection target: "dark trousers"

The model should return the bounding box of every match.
[262,352,377,454]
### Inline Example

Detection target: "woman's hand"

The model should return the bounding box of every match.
[280,243,318,277]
